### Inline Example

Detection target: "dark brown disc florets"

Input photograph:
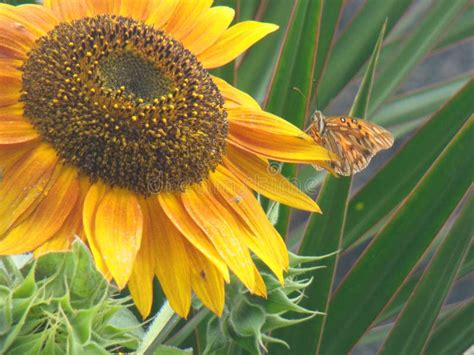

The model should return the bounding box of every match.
[21,15,228,194]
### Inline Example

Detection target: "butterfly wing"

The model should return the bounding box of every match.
[311,116,394,176]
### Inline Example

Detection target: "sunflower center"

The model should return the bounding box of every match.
[21,15,227,194]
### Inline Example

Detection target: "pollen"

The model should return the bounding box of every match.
[21,15,227,194]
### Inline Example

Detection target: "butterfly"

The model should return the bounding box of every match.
[308,111,394,176]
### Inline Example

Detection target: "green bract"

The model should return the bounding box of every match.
[203,253,331,355]
[0,241,142,354]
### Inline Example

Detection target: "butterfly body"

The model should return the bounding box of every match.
[309,111,394,176]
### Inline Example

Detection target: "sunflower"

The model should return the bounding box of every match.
[0,0,334,318]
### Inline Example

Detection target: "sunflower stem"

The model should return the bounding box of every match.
[165,307,211,347]
[137,300,178,355]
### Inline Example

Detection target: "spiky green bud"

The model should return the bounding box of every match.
[0,240,143,354]
[203,251,336,354]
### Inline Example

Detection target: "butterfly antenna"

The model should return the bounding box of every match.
[292,87,307,100]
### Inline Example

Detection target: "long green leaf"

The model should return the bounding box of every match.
[436,4,474,49]
[380,194,474,354]
[373,76,470,127]
[312,0,344,100]
[344,80,474,249]
[460,244,474,277]
[263,0,322,236]
[369,0,469,113]
[319,117,474,355]
[317,0,413,109]
[236,0,295,102]
[270,22,387,355]
[374,2,473,76]
[424,299,474,354]
[361,300,470,347]
[376,241,474,325]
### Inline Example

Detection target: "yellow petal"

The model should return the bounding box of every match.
[181,184,256,292]
[34,193,84,257]
[128,199,156,318]
[187,246,225,316]
[146,0,179,29]
[0,4,57,38]
[0,69,21,108]
[210,168,288,283]
[82,182,112,280]
[0,103,23,118]
[224,145,321,213]
[212,75,260,110]
[94,188,143,289]
[119,0,156,21]
[0,144,57,236]
[85,0,122,16]
[0,23,34,59]
[0,140,36,172]
[227,106,336,163]
[253,264,267,298]
[0,120,39,145]
[158,192,229,282]
[44,0,88,22]
[0,165,79,255]
[164,0,213,41]
[147,199,192,318]
[0,58,23,71]
[0,41,27,61]
[198,21,278,69]
[181,7,235,55]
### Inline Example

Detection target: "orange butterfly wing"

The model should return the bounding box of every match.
[309,115,394,176]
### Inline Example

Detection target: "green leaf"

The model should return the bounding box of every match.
[270,22,387,355]
[236,0,296,102]
[317,0,413,109]
[70,308,97,344]
[152,345,192,355]
[349,21,387,117]
[379,194,474,354]
[319,117,474,355]
[435,4,474,49]
[378,226,474,325]
[369,0,469,113]
[373,76,470,128]
[0,0,37,4]
[460,244,474,277]
[424,299,474,354]
[33,240,108,307]
[312,0,344,100]
[263,0,322,236]
[344,80,474,249]
[68,241,109,308]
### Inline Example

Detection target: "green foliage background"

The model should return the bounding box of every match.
[1,0,473,354]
